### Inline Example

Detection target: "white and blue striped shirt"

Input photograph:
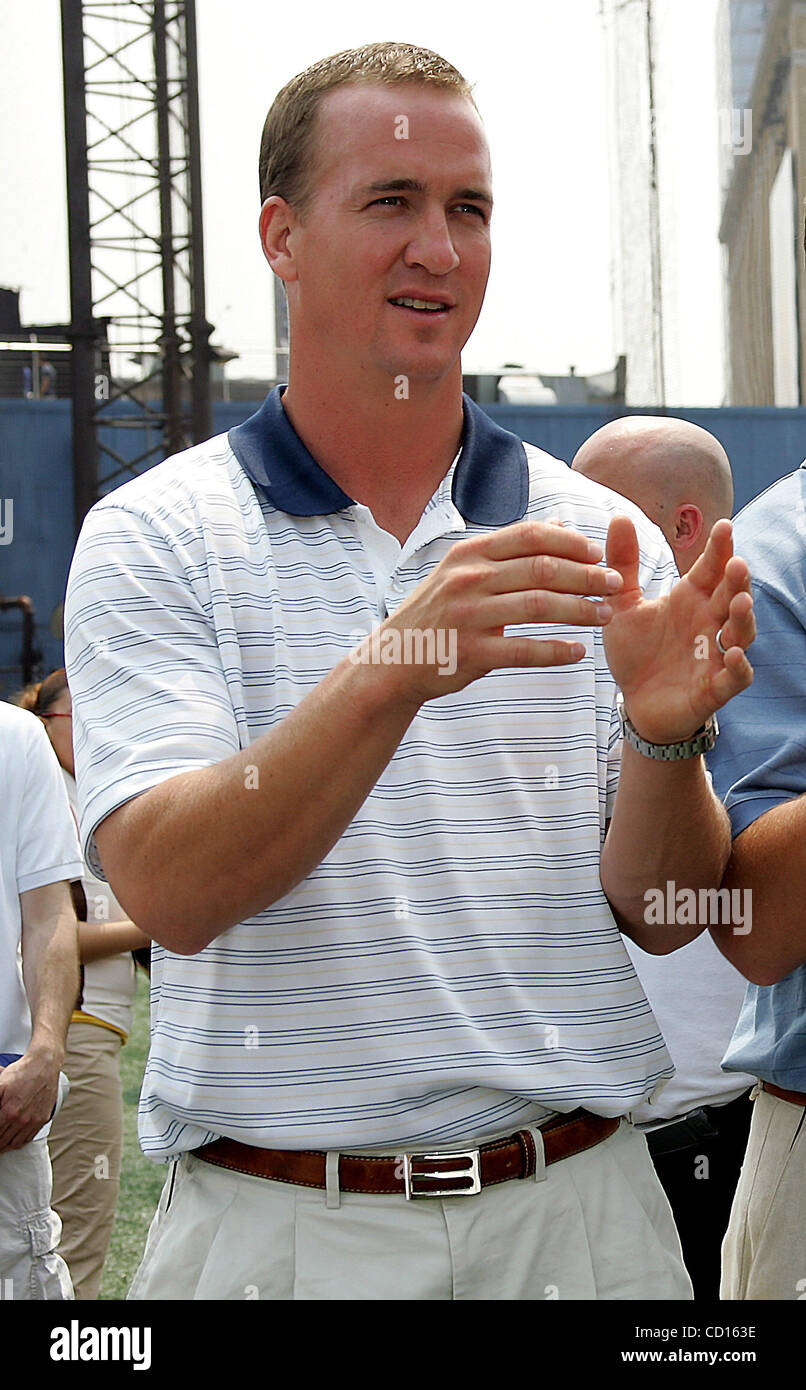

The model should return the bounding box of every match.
[65,390,678,1159]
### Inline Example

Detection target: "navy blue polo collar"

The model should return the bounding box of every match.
[229,385,529,527]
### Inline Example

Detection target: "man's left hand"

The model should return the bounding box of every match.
[602,515,755,744]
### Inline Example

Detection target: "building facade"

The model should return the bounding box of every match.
[720,0,806,404]
[601,0,727,406]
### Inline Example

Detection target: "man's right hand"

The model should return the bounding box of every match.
[0,1049,61,1152]
[362,518,624,703]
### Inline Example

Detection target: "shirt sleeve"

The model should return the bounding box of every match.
[64,498,243,878]
[708,575,806,837]
[17,719,83,893]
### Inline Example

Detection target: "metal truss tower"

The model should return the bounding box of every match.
[61,0,211,530]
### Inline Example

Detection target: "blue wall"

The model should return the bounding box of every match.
[486,404,806,515]
[0,400,74,697]
[1,397,804,697]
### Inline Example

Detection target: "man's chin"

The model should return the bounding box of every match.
[377,352,464,390]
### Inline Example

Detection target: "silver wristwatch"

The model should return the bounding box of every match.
[616,692,719,761]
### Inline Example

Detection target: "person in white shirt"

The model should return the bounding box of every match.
[0,700,81,1299]
[65,42,757,1301]
[17,668,150,1299]
[572,416,755,1298]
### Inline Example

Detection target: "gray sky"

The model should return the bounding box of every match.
[0,0,722,396]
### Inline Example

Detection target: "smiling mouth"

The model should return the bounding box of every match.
[388,297,450,313]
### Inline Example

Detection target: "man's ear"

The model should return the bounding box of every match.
[673,504,704,552]
[259,196,299,283]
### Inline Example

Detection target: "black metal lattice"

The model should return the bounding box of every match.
[61,0,211,527]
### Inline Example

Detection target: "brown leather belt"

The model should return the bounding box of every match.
[193,1108,620,1199]
[761,1080,806,1108]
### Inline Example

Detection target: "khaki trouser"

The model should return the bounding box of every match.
[48,1021,124,1300]
[0,1136,73,1299]
[721,1085,806,1300]
[129,1118,693,1301]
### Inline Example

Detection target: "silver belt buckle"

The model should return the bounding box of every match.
[402,1146,481,1199]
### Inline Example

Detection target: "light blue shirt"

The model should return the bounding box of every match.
[707,463,806,1090]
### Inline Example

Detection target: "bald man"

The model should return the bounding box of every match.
[572,417,753,1300]
[572,416,733,578]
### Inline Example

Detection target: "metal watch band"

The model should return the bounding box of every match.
[616,692,718,761]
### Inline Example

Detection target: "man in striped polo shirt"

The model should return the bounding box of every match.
[64,42,756,1300]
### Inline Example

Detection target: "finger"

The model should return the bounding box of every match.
[708,645,754,705]
[0,1119,20,1150]
[482,518,604,564]
[708,554,752,621]
[480,590,614,628]
[715,590,755,653]
[0,1124,39,1152]
[483,634,588,669]
[686,519,734,596]
[486,554,623,599]
[605,516,640,594]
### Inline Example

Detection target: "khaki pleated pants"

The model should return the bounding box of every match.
[48,1021,124,1300]
[721,1085,806,1300]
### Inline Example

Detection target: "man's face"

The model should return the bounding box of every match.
[283,83,493,385]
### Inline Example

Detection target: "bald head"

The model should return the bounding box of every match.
[571,417,734,574]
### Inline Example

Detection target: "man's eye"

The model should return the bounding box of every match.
[369,196,403,208]
[454,203,487,220]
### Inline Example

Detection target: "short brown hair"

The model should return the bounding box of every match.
[14,666,68,714]
[259,41,476,214]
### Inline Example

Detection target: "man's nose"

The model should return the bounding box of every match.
[403,209,460,275]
